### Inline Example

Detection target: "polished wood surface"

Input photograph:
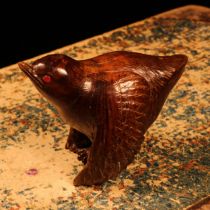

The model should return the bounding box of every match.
[19,51,187,186]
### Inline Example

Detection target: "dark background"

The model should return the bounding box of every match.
[0,0,209,68]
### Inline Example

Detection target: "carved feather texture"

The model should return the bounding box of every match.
[18,51,188,186]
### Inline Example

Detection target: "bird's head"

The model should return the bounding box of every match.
[18,54,82,107]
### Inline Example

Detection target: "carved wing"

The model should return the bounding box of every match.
[74,72,150,186]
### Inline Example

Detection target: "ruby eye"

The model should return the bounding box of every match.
[42,75,51,83]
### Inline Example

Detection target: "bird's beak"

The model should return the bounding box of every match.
[18,62,44,89]
[18,62,33,74]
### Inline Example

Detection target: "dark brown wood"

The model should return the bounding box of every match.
[18,51,188,186]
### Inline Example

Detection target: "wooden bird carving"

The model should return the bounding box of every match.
[18,51,188,186]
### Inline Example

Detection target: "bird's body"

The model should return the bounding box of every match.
[19,51,187,186]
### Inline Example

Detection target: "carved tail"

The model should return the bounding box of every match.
[158,54,188,91]
[146,54,188,128]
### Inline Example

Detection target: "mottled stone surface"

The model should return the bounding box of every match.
[0,5,209,210]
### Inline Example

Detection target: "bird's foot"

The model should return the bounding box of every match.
[65,128,91,165]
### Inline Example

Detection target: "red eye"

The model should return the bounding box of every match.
[42,75,51,83]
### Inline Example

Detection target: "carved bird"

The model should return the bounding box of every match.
[18,51,187,186]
